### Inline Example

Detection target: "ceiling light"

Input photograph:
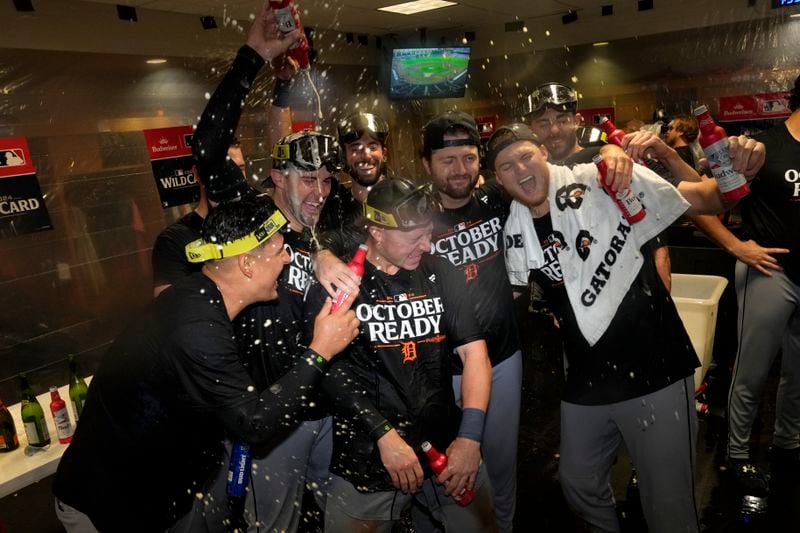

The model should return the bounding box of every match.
[146,59,167,64]
[593,41,609,46]
[378,1,457,15]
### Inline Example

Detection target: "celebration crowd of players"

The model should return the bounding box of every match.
[51,2,800,533]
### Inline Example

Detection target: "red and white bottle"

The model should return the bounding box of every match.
[593,154,646,224]
[598,117,674,181]
[331,244,368,312]
[693,105,750,203]
[49,386,73,444]
[269,0,311,69]
[421,441,475,507]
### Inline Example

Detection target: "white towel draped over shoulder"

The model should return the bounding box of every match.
[504,162,691,345]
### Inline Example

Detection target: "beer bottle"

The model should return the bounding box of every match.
[0,397,20,453]
[68,354,89,422]
[19,374,50,448]
[693,105,750,202]
[598,116,674,182]
[420,441,475,506]
[49,387,73,444]
[593,154,646,224]
[331,244,368,312]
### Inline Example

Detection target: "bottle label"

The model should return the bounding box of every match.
[53,407,73,439]
[24,421,42,445]
[273,6,302,50]
[71,400,81,422]
[616,189,644,217]
[703,139,747,193]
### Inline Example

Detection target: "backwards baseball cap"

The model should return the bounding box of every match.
[421,111,480,158]
[271,131,342,172]
[364,178,435,229]
[522,82,578,118]
[486,123,542,170]
[185,197,287,263]
[337,113,390,146]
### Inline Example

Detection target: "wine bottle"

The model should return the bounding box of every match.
[68,354,89,422]
[0,398,20,453]
[50,386,73,444]
[19,374,50,448]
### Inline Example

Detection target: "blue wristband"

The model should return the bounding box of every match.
[457,408,486,443]
[272,78,292,108]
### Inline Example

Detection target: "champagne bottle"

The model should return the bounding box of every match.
[68,354,89,422]
[50,386,73,444]
[0,398,20,453]
[20,374,50,448]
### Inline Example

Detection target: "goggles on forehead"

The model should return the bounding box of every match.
[338,113,390,146]
[522,83,578,116]
[185,210,288,263]
[364,183,435,229]
[272,132,342,172]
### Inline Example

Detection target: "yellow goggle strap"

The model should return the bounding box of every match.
[271,143,291,161]
[185,210,288,263]
[363,203,399,228]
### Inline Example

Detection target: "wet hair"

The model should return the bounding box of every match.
[790,74,800,113]
[671,114,700,143]
[201,197,279,245]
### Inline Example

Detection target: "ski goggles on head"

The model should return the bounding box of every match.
[272,132,342,172]
[364,183,435,229]
[185,209,288,263]
[522,83,578,117]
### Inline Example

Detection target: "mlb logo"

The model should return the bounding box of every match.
[455,222,466,232]
[393,293,408,303]
[0,148,26,167]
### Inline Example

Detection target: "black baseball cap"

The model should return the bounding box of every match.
[364,178,434,229]
[337,113,390,146]
[421,111,480,158]
[486,123,542,170]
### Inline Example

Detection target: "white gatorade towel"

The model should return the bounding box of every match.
[505,162,690,345]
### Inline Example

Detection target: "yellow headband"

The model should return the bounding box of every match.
[185,210,287,263]
[363,203,400,228]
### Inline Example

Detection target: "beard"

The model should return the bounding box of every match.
[440,173,478,199]
[348,160,385,187]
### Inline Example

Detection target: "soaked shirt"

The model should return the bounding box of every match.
[54,274,329,532]
[236,228,314,392]
[743,123,800,284]
[304,254,484,491]
[527,212,699,405]
[432,181,520,370]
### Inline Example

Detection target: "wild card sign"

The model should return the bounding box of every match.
[0,137,53,238]
[143,125,199,208]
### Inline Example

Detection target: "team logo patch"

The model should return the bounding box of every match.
[464,263,478,282]
[555,183,588,211]
[401,341,418,364]
[575,230,595,261]
[393,293,409,302]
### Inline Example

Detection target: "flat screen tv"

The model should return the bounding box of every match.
[389,47,471,100]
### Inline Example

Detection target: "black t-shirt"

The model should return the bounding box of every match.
[432,181,520,369]
[54,274,329,532]
[528,213,698,405]
[317,178,363,234]
[305,255,484,491]
[151,210,204,287]
[236,228,314,391]
[742,123,800,284]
